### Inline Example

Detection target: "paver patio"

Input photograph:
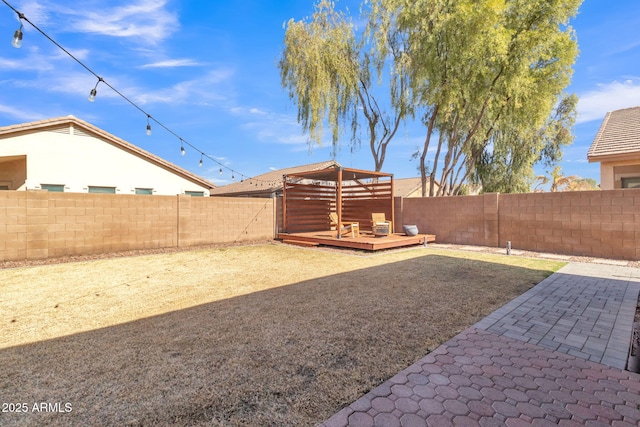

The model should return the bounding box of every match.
[321,263,640,426]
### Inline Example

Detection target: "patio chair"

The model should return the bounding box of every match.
[329,212,360,238]
[371,212,393,237]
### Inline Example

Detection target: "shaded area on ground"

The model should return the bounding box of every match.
[0,253,558,426]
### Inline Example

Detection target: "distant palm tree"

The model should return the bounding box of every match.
[535,166,584,192]
[549,166,576,192]
[533,175,549,192]
[567,177,600,191]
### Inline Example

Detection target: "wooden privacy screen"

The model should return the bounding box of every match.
[342,180,392,231]
[283,181,335,233]
[282,166,394,234]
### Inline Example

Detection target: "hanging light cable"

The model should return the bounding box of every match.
[1,0,267,186]
[11,14,23,48]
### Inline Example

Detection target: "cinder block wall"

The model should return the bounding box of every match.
[0,192,275,262]
[403,190,640,260]
[499,190,640,260]
[2,189,639,261]
[178,196,275,247]
[401,193,499,246]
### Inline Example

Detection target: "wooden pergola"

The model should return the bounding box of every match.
[282,165,394,238]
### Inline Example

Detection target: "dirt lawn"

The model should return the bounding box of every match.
[0,243,563,426]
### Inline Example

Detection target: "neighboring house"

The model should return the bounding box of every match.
[210,160,341,198]
[0,116,214,196]
[393,177,441,197]
[211,162,441,199]
[393,177,423,198]
[587,106,640,190]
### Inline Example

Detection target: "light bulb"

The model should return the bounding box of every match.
[219,168,223,175]
[12,26,23,48]
[180,145,185,156]
[199,157,203,167]
[146,123,152,136]
[88,88,97,102]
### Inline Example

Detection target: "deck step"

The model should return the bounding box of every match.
[283,239,319,247]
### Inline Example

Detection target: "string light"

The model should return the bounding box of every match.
[88,77,102,102]
[219,167,223,175]
[11,16,22,48]
[1,0,268,184]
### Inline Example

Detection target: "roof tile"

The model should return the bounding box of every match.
[210,160,340,195]
[587,106,640,161]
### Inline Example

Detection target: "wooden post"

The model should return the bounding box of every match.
[390,174,395,233]
[336,167,343,239]
[282,175,287,233]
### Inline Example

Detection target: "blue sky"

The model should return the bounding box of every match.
[1,0,639,186]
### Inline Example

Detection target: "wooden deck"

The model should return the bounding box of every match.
[278,231,436,251]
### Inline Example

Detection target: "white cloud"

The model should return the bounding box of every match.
[0,57,23,70]
[230,106,269,116]
[140,59,202,69]
[17,1,49,26]
[0,103,45,122]
[577,80,640,124]
[135,68,235,105]
[40,0,178,45]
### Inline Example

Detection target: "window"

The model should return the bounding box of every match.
[88,186,116,194]
[185,191,205,197]
[0,185,9,191]
[621,177,640,189]
[135,188,153,195]
[41,184,64,192]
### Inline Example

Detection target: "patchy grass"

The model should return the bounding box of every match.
[0,244,563,426]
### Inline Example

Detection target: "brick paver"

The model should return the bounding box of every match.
[475,263,640,369]
[320,263,640,426]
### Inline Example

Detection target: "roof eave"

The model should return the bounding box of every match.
[588,152,640,163]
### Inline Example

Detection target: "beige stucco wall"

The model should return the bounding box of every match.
[0,156,26,190]
[0,126,210,196]
[599,159,640,190]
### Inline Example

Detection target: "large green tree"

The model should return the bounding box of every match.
[473,94,578,193]
[279,0,411,171]
[368,0,582,195]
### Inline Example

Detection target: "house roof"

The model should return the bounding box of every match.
[210,160,341,196]
[0,115,215,190]
[394,177,422,197]
[587,106,640,162]
[284,164,392,182]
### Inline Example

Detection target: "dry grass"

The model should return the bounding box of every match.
[0,243,563,426]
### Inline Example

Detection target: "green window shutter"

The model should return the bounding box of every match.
[88,186,116,194]
[135,188,153,195]
[41,184,65,192]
